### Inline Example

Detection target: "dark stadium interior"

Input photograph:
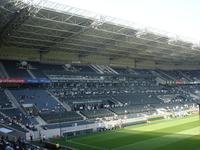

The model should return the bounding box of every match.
[0,60,199,149]
[0,0,200,150]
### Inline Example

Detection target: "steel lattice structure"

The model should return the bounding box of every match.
[0,0,200,63]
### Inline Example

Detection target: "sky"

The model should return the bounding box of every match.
[49,0,200,44]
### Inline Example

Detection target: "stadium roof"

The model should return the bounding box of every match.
[0,0,200,64]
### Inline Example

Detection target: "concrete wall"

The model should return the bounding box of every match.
[80,54,109,65]
[110,57,135,67]
[0,47,40,61]
[42,51,79,64]
[1,46,200,70]
[135,60,155,69]
[154,63,200,70]
[27,123,101,140]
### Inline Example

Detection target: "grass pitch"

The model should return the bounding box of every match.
[52,115,200,150]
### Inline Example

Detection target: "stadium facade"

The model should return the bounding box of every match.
[1,0,200,69]
[0,0,200,149]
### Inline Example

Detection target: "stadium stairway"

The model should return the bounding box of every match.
[47,91,71,111]
[90,64,104,74]
[27,69,36,79]
[155,76,166,85]
[2,90,15,108]
[0,62,9,78]
[111,97,123,106]
[90,64,119,74]
[4,89,26,114]
[108,108,119,116]
[100,65,119,74]
[106,65,119,74]
[151,70,166,81]
[35,116,47,126]
[109,108,118,116]
[76,111,87,120]
[178,71,193,82]
[156,70,175,80]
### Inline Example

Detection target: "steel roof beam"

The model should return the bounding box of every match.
[32,10,200,51]
[20,23,199,55]
[10,32,182,57]
[7,36,196,63]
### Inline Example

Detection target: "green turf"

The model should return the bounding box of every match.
[52,115,200,150]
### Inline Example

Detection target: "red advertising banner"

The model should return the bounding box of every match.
[0,78,26,84]
[175,80,185,85]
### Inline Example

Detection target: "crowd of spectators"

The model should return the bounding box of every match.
[0,135,40,150]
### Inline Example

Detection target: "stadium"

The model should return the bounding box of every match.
[0,0,200,149]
